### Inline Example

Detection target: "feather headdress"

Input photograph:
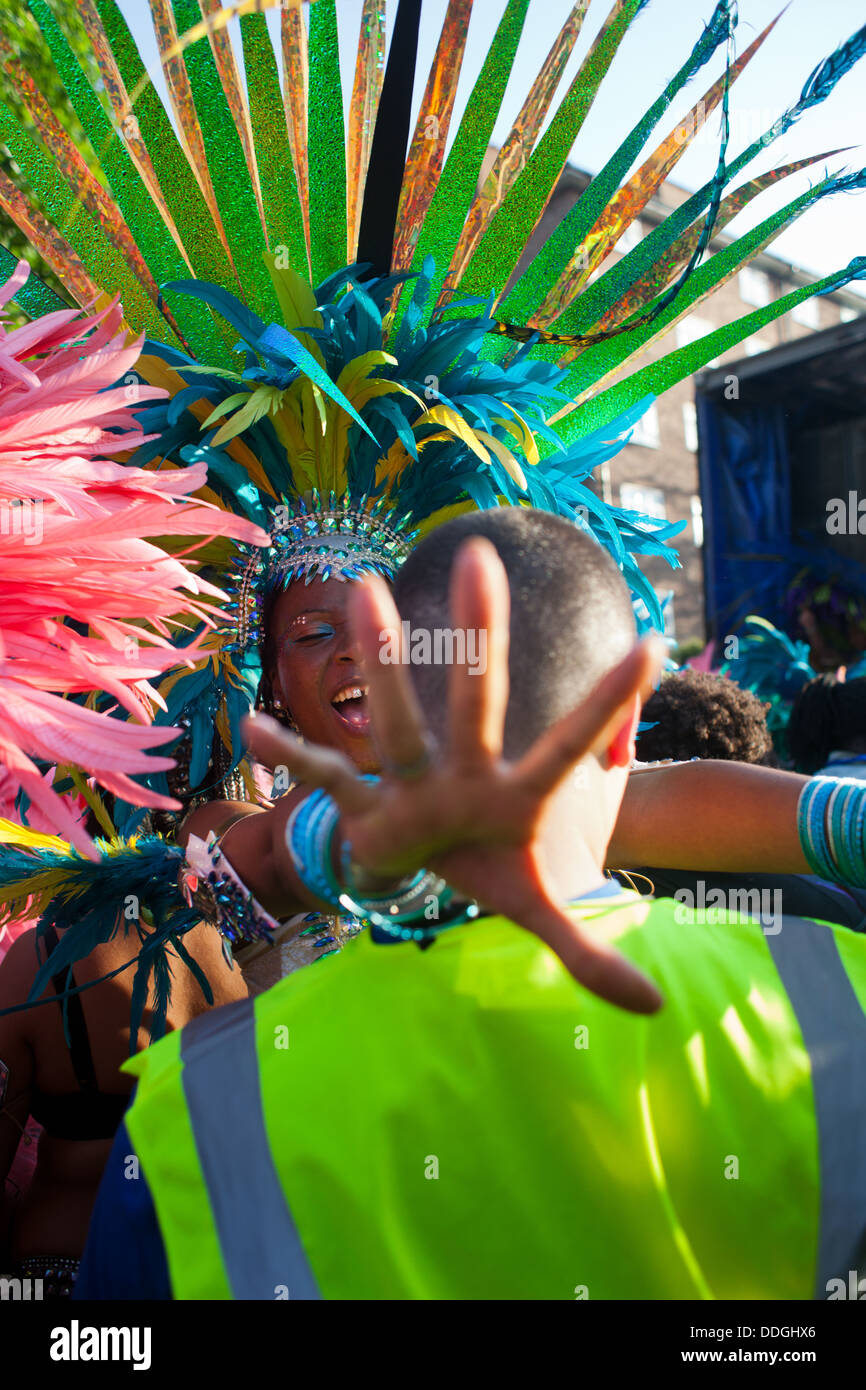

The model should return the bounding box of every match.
[0,2,864,819]
[721,615,817,758]
[0,2,864,1015]
[0,258,268,852]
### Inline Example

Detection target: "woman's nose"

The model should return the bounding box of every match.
[336,627,362,664]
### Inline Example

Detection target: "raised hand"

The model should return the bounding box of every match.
[244,538,665,1014]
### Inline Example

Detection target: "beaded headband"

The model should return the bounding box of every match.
[223,489,419,658]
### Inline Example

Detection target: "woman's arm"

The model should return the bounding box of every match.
[608,761,811,873]
[178,790,337,918]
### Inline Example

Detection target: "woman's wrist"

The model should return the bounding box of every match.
[797,776,866,888]
[283,787,453,923]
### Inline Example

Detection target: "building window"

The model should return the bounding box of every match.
[627,403,660,449]
[676,314,713,349]
[739,267,773,307]
[675,314,718,366]
[791,296,820,329]
[682,401,698,453]
[662,595,676,640]
[743,337,768,356]
[690,494,704,548]
[620,482,666,519]
[615,220,643,254]
[840,305,860,323]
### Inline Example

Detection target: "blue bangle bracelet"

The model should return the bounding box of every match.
[798,779,835,881]
[798,777,866,887]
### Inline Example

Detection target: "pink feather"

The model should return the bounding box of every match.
[0,262,268,842]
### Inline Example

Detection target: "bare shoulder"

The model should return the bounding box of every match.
[0,929,43,1059]
[0,929,42,1005]
[178,799,266,849]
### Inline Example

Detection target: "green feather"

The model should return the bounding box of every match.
[558,258,866,443]
[240,10,307,273]
[460,0,649,301]
[170,0,278,323]
[308,0,347,285]
[92,0,237,304]
[397,0,531,326]
[501,0,735,326]
[25,0,224,361]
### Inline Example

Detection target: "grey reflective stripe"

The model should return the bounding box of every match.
[180,998,321,1300]
[766,916,866,1298]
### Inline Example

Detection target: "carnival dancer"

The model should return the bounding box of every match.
[0,272,260,1294]
[2,2,866,1007]
[76,510,866,1300]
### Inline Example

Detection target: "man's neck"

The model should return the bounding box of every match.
[539,775,613,904]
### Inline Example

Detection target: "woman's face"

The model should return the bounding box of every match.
[269,577,378,772]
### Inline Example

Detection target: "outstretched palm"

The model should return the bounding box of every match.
[245,538,665,1014]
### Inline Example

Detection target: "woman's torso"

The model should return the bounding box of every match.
[12,920,247,1258]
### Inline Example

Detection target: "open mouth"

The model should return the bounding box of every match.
[330,683,370,734]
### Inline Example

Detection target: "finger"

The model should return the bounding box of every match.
[515,635,666,798]
[539,899,662,1014]
[242,713,371,814]
[348,576,433,774]
[447,537,510,769]
[516,885,663,1014]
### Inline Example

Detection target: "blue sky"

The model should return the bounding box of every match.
[118,0,866,290]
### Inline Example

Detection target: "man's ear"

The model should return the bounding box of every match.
[605,692,641,769]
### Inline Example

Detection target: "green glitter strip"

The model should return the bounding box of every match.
[500,1,733,327]
[240,11,307,276]
[0,100,168,340]
[0,244,71,316]
[459,0,645,302]
[171,0,278,323]
[25,0,223,362]
[553,178,832,402]
[556,259,866,447]
[92,0,237,309]
[510,132,795,370]
[395,0,530,328]
[308,0,347,285]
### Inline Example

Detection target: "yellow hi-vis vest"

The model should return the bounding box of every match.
[122,894,866,1300]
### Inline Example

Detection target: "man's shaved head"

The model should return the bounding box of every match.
[393,508,637,758]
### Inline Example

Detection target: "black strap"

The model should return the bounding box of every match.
[42,928,98,1093]
[355,0,422,275]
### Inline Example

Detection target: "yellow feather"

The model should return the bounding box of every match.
[334,350,397,399]
[0,819,73,854]
[473,430,527,491]
[264,254,324,362]
[421,405,491,465]
[497,406,540,466]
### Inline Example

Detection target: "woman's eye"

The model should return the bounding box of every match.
[294,627,334,644]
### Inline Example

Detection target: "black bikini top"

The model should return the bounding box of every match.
[29,929,130,1142]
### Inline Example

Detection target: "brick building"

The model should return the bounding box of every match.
[510,161,865,644]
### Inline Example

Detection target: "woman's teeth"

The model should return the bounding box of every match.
[332,686,367,704]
